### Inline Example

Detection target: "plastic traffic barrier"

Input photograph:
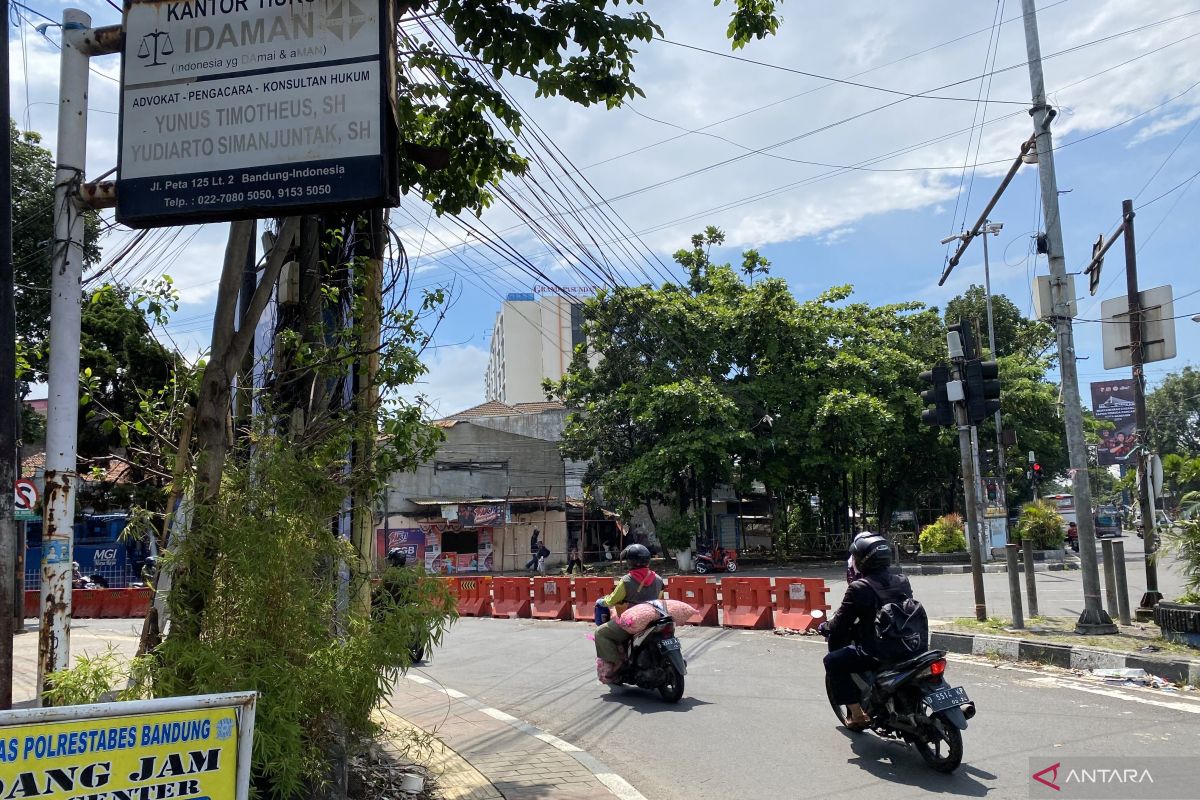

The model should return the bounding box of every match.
[720,577,774,629]
[771,577,829,631]
[450,576,493,617]
[491,577,533,619]
[23,589,37,618]
[531,577,573,620]
[127,587,154,618]
[665,577,720,626]
[73,589,102,619]
[572,577,616,621]
[98,589,132,619]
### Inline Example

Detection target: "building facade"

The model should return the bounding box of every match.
[484,292,586,404]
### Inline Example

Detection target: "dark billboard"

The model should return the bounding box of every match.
[1090,380,1137,466]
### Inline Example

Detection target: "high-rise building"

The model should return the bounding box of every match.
[485,292,586,404]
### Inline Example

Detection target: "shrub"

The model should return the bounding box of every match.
[655,510,700,553]
[1164,518,1200,603]
[919,514,967,554]
[1017,501,1065,550]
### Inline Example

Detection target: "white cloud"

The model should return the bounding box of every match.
[394,343,489,419]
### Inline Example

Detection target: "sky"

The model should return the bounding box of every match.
[12,0,1200,418]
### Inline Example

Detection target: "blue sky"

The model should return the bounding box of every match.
[12,0,1199,416]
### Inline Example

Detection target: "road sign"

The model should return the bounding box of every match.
[1085,233,1104,295]
[117,0,398,227]
[1099,285,1177,370]
[13,478,38,521]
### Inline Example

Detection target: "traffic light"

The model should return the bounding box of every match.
[919,364,954,427]
[963,359,1001,424]
[1031,462,1043,486]
[947,321,977,360]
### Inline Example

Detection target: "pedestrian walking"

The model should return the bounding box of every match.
[525,529,541,571]
[566,544,583,574]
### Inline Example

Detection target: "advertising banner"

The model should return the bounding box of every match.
[0,692,256,800]
[458,504,503,527]
[477,529,494,572]
[455,553,476,573]
[385,528,425,564]
[1090,380,1137,465]
[118,0,396,226]
[423,526,442,573]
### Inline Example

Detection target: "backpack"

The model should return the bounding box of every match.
[862,577,929,664]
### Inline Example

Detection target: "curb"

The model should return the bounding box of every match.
[930,630,1200,686]
[375,707,502,800]
[404,674,649,800]
[902,562,1080,576]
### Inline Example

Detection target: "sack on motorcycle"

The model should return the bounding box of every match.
[615,600,696,634]
[872,597,929,663]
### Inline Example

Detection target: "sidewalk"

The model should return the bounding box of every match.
[11,619,142,706]
[391,674,644,800]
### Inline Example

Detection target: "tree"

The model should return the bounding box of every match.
[943,285,1054,361]
[1147,366,1200,456]
[10,121,101,376]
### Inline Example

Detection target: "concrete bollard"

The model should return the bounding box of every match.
[1021,539,1039,618]
[1101,539,1120,620]
[1005,544,1024,629]
[1112,539,1132,626]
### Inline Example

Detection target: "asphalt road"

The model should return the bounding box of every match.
[737,534,1187,622]
[417,616,1200,800]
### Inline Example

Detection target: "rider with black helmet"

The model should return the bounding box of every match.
[593,544,664,681]
[821,532,914,730]
[386,547,408,569]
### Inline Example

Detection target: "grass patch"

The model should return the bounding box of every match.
[947,616,1196,657]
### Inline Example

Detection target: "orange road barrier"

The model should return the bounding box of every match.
[531,577,573,620]
[127,587,154,618]
[720,577,774,629]
[491,577,533,619]
[451,576,493,617]
[572,577,616,621]
[73,589,102,619]
[665,577,720,626]
[23,589,37,618]
[98,589,132,618]
[772,577,830,632]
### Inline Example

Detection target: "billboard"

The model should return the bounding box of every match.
[0,692,255,800]
[1090,380,1137,466]
[117,0,397,226]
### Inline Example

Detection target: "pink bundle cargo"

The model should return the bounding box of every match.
[614,600,696,634]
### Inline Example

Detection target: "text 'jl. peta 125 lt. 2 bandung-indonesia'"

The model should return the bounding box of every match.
[116,0,400,228]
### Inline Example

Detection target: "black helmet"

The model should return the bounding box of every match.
[849,533,892,574]
[621,543,651,568]
[386,548,408,568]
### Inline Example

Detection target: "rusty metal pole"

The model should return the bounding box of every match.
[37,8,92,700]
[0,0,15,709]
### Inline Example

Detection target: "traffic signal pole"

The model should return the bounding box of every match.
[1020,0,1116,634]
[953,361,988,622]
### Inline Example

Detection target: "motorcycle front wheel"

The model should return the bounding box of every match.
[725,560,738,573]
[658,668,685,703]
[694,560,710,575]
[909,714,963,773]
[824,675,860,732]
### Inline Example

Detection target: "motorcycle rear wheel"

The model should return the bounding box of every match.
[658,668,685,703]
[910,714,963,773]
[694,560,710,575]
[725,560,738,573]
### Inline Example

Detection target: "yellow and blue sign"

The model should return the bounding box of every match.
[0,692,254,800]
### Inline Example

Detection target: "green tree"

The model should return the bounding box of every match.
[1147,366,1200,456]
[943,285,1054,360]
[10,121,101,374]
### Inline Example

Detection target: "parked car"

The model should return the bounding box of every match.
[1135,509,1175,539]
[1093,507,1122,539]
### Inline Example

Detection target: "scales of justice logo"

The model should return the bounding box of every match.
[138,28,174,66]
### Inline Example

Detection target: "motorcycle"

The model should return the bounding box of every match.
[694,546,737,575]
[820,620,975,773]
[598,602,687,703]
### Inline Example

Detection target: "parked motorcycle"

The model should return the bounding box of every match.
[599,603,687,702]
[821,624,974,773]
[694,546,737,575]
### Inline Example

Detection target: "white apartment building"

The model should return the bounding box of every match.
[485,292,586,404]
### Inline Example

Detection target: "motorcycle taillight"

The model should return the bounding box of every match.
[660,623,675,637]
[931,658,947,676]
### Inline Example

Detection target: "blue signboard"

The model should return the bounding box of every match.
[117,0,397,227]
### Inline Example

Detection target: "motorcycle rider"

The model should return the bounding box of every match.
[821,533,914,731]
[845,531,878,583]
[593,544,664,682]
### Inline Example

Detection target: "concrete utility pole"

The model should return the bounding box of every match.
[1020,0,1116,634]
[38,8,96,696]
[1119,199,1163,618]
[980,222,1008,507]
[0,0,16,710]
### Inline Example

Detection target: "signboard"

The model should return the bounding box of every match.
[458,504,502,527]
[0,691,256,800]
[477,529,494,572]
[1099,285,1177,370]
[13,479,38,521]
[117,0,397,227]
[1090,380,1137,466]
[383,527,425,564]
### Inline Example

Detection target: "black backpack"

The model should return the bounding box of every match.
[862,576,929,664]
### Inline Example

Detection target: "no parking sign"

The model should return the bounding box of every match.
[13,479,38,521]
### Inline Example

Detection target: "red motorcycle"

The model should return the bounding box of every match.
[694,546,738,574]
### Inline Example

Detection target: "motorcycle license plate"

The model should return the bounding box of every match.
[923,686,969,712]
[660,637,681,652]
